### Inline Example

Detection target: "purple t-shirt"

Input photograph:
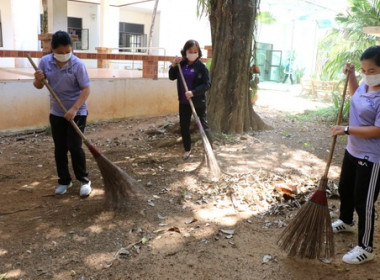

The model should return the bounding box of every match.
[347,82,380,162]
[38,53,90,117]
[178,63,196,104]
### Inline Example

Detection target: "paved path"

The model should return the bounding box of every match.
[255,81,330,113]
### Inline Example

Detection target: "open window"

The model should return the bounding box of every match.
[68,17,89,50]
[119,22,147,53]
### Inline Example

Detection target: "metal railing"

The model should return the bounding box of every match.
[109,46,168,73]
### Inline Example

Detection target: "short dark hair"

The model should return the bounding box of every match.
[51,31,72,49]
[180,40,202,60]
[360,46,380,66]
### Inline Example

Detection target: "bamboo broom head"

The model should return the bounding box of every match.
[203,139,221,179]
[93,152,147,208]
[277,190,334,259]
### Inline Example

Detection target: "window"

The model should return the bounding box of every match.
[68,17,89,50]
[0,11,3,47]
[119,22,147,52]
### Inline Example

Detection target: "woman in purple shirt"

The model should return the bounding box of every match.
[169,40,212,160]
[331,46,380,264]
[33,31,92,197]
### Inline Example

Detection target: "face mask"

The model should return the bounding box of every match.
[54,52,72,63]
[361,73,380,87]
[186,52,198,62]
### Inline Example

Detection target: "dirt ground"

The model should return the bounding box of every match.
[1,84,379,280]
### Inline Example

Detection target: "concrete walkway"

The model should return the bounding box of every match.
[255,81,330,113]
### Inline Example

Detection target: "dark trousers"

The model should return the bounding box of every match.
[338,150,380,251]
[282,74,294,84]
[179,103,212,152]
[49,114,89,185]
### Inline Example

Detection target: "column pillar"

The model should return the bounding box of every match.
[142,59,158,79]
[97,0,119,68]
[11,0,40,67]
[95,47,112,68]
[38,0,68,53]
[47,0,68,32]
[204,45,213,58]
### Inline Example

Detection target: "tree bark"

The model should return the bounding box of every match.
[148,0,159,55]
[207,0,269,133]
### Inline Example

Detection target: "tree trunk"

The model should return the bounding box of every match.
[147,0,159,55]
[42,0,48,33]
[207,0,269,133]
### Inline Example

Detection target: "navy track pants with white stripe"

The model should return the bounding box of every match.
[338,150,380,251]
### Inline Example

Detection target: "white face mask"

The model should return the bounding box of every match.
[54,52,72,63]
[186,52,198,62]
[361,73,380,87]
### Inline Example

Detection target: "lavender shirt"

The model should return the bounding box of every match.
[38,53,90,117]
[347,82,380,162]
[178,63,196,104]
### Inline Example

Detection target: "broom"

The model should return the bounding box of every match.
[277,72,350,259]
[27,54,145,207]
[177,64,221,179]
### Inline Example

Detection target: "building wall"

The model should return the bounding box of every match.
[0,78,178,133]
[0,0,211,63]
[0,0,40,67]
[68,1,99,53]
[158,0,212,56]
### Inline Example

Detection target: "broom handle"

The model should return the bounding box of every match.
[322,72,350,177]
[26,54,91,147]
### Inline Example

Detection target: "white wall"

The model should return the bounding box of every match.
[0,0,40,67]
[0,77,177,132]
[0,0,212,66]
[0,0,13,67]
[68,1,99,53]
[157,0,212,56]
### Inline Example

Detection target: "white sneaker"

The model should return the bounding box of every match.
[342,246,374,264]
[55,182,73,195]
[332,219,355,233]
[80,181,92,197]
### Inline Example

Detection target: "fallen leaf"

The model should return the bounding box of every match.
[157,213,166,220]
[185,218,198,224]
[140,236,149,244]
[220,229,235,235]
[274,182,298,196]
[102,262,113,269]
[168,227,181,233]
[262,255,272,263]
[320,258,331,264]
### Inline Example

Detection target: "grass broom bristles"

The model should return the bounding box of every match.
[197,121,221,179]
[177,65,221,179]
[277,177,334,259]
[88,144,146,208]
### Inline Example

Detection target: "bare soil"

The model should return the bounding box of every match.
[1,85,379,280]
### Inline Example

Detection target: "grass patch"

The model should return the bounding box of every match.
[288,106,348,124]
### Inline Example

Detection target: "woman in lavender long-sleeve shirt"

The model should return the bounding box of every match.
[33,31,92,197]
